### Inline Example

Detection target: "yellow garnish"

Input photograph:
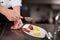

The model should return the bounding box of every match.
[33,26,40,31]
[33,31,40,36]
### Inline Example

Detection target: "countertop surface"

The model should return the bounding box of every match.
[0,24,59,40]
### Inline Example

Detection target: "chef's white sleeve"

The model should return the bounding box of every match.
[11,0,22,7]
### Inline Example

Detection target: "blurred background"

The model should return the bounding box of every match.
[21,0,60,24]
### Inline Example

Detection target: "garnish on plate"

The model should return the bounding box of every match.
[28,24,33,30]
[23,28,30,33]
[33,26,40,31]
[33,31,40,36]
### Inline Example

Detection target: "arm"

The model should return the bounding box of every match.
[0,6,21,21]
[0,6,20,16]
[0,6,13,14]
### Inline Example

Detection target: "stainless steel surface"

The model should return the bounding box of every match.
[55,12,60,21]
[53,13,60,40]
[0,24,55,40]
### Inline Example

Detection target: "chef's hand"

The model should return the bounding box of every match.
[0,6,21,21]
[4,10,22,21]
[11,19,23,29]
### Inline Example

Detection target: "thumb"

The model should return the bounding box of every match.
[20,16,23,19]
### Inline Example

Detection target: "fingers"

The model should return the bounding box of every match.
[7,12,23,21]
[11,19,23,29]
[20,16,23,19]
[9,17,17,21]
[14,19,23,28]
[9,16,23,21]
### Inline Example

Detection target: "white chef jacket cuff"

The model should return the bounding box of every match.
[11,0,22,7]
[12,3,22,7]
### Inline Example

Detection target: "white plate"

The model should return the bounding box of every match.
[22,24,47,38]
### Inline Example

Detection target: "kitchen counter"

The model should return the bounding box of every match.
[0,24,59,40]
